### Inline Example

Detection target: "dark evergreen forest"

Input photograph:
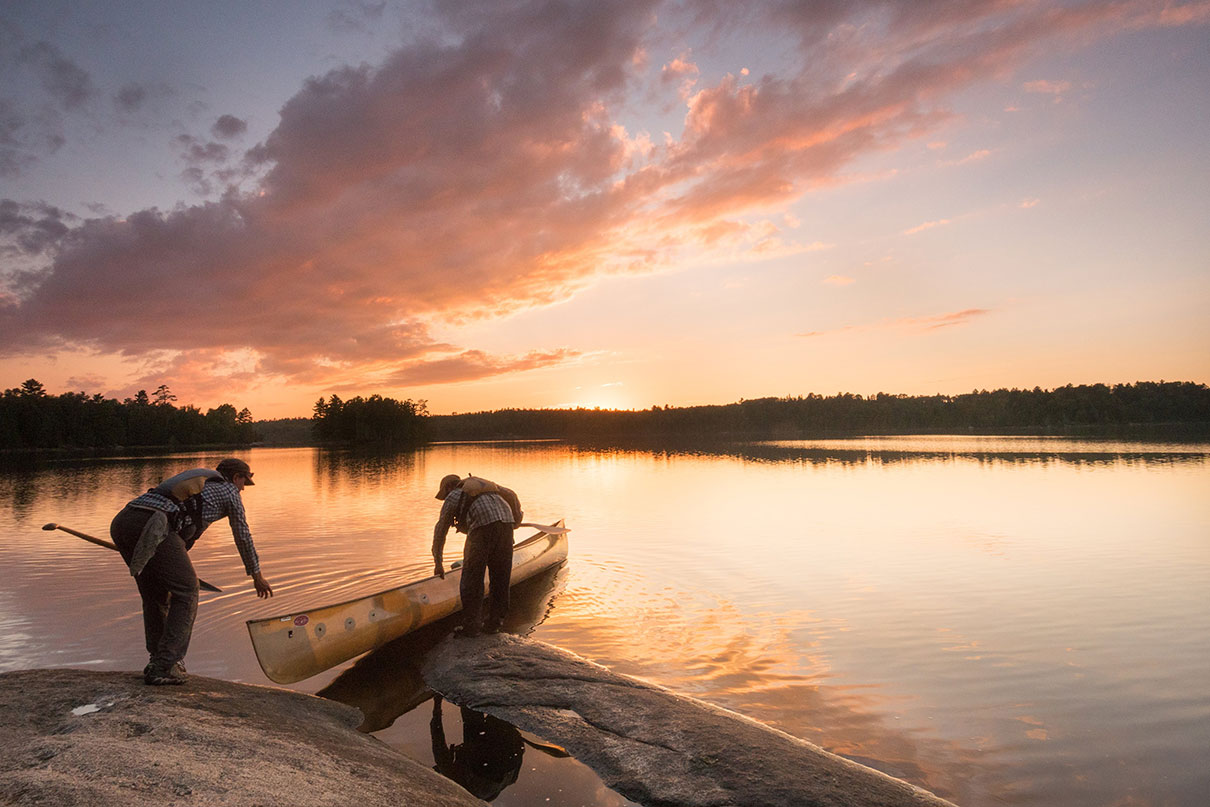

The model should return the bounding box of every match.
[0,379,259,451]
[310,394,428,445]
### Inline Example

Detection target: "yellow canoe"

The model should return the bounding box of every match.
[246,522,568,683]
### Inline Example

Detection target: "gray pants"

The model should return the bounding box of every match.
[110,505,198,667]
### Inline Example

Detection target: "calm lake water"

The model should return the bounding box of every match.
[1,438,1208,806]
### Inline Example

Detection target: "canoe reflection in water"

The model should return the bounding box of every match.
[318,564,568,798]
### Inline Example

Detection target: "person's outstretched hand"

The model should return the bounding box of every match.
[252,571,273,598]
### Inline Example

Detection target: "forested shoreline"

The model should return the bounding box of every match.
[426,382,1210,442]
[310,394,428,446]
[3,380,1208,454]
[0,379,258,452]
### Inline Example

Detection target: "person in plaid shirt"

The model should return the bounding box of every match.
[110,457,272,685]
[432,474,522,636]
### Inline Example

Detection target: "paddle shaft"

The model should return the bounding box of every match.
[48,523,119,551]
[44,523,222,593]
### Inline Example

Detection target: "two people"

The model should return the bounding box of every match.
[113,463,521,684]
[432,474,523,637]
[110,457,272,685]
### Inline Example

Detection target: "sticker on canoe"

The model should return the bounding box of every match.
[293,615,309,626]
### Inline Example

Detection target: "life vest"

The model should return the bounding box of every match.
[453,476,523,533]
[152,468,224,547]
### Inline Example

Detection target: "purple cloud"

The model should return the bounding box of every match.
[19,41,96,110]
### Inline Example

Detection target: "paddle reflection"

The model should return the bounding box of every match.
[317,564,567,733]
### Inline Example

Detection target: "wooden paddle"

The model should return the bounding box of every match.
[519,730,572,757]
[42,522,223,593]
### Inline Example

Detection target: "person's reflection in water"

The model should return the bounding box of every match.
[430,694,523,801]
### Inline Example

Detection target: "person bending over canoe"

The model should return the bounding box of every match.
[109,457,273,685]
[432,474,523,637]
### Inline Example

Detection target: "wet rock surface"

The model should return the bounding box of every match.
[423,634,959,807]
[0,668,483,807]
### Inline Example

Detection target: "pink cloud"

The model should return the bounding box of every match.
[798,324,858,338]
[903,218,953,235]
[899,308,993,330]
[1023,79,1072,95]
[63,373,109,391]
[661,51,700,98]
[949,148,992,165]
[799,307,992,338]
[382,348,582,386]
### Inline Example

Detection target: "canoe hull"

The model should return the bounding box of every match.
[246,522,567,684]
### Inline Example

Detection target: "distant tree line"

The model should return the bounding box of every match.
[8,379,1205,452]
[311,394,428,445]
[0,379,259,451]
[253,417,312,446]
[427,382,1210,441]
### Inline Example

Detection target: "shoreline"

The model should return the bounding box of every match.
[4,641,960,807]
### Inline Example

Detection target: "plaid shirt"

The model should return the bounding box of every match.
[129,480,260,575]
[433,488,514,555]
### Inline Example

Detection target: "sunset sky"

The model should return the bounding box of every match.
[2,0,1208,418]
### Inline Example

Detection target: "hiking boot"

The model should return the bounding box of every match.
[145,661,187,686]
[482,619,504,635]
[144,661,186,675]
[452,625,480,639]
